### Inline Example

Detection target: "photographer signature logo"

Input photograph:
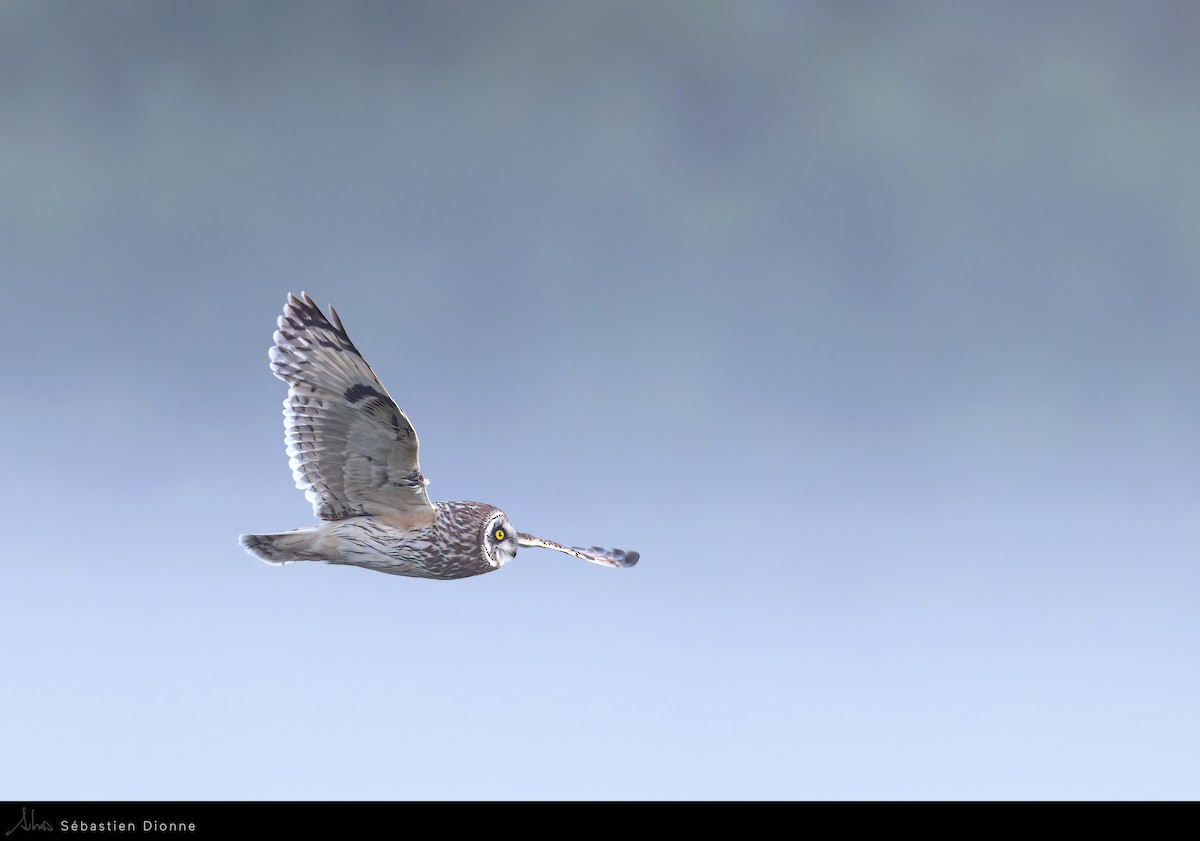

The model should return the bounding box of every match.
[6,809,52,837]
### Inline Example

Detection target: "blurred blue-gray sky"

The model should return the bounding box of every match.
[2,1,1198,799]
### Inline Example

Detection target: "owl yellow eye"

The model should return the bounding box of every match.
[494,528,505,541]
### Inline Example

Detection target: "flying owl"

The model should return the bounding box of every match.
[239,293,639,579]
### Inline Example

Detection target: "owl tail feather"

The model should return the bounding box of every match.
[239,529,321,566]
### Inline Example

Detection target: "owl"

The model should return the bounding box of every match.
[239,293,639,579]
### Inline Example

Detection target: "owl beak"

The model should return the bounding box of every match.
[516,532,639,569]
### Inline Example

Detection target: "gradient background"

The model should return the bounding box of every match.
[3,1,1198,800]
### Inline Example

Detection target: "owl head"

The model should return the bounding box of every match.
[482,509,519,569]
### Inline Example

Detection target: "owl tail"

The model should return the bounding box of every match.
[239,528,321,565]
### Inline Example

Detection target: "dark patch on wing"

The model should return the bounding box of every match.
[344,383,388,404]
[364,397,391,415]
[345,387,410,438]
[365,397,407,437]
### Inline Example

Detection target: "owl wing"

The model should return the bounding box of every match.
[516,533,639,568]
[267,292,435,522]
